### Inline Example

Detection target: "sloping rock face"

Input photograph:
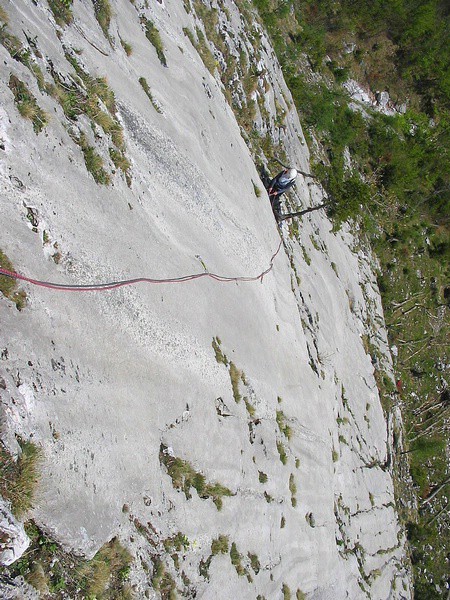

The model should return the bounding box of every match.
[0,0,412,598]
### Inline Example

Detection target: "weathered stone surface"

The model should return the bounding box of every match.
[0,0,412,597]
[0,500,29,566]
[0,576,39,600]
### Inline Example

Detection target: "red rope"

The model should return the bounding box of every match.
[0,239,283,292]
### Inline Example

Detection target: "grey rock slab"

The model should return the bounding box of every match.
[0,0,412,597]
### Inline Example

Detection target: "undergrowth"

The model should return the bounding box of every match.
[0,439,40,518]
[4,524,132,598]
[48,0,73,26]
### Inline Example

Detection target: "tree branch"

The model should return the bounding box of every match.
[278,203,329,222]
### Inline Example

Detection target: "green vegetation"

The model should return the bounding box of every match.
[77,132,111,185]
[75,538,132,597]
[139,76,162,113]
[92,0,112,38]
[338,435,348,446]
[183,26,216,75]
[0,439,40,517]
[276,441,287,465]
[276,410,292,440]
[8,74,47,133]
[289,473,297,507]
[248,552,260,574]
[258,470,268,483]
[141,17,167,67]
[230,542,245,577]
[229,362,243,403]
[160,444,233,510]
[44,52,130,184]
[244,397,255,417]
[109,147,131,185]
[0,12,41,79]
[253,181,262,197]
[163,532,189,554]
[0,250,27,310]
[48,0,73,26]
[282,583,291,600]
[212,336,228,365]
[6,523,132,598]
[211,535,229,555]
[120,39,133,56]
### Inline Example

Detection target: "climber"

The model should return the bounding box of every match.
[267,168,298,219]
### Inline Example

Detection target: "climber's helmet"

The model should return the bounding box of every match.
[279,168,297,186]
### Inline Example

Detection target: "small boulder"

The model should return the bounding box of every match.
[0,576,39,599]
[376,91,390,108]
[0,499,30,566]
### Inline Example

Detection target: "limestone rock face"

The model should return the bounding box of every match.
[0,576,39,600]
[0,500,30,566]
[0,0,412,598]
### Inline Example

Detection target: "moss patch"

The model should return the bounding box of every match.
[160,444,233,510]
[0,250,27,310]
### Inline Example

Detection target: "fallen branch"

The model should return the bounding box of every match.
[421,475,450,506]
[277,203,329,222]
[75,25,110,56]
[273,157,317,180]
[426,499,450,526]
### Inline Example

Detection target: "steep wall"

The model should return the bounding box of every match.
[0,0,412,598]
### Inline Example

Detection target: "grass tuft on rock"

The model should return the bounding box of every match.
[0,439,40,518]
[160,444,232,510]
[248,552,260,574]
[229,362,242,403]
[244,397,255,417]
[92,0,112,38]
[212,336,228,365]
[76,537,132,597]
[109,147,131,185]
[282,583,292,600]
[230,542,245,577]
[120,39,133,56]
[276,409,292,440]
[141,17,167,66]
[0,250,27,310]
[277,441,288,465]
[211,534,229,555]
[11,525,132,598]
[8,74,48,133]
[139,76,162,113]
[48,0,73,26]
[77,132,111,185]
[183,26,216,75]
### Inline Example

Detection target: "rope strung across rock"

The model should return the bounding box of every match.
[0,239,283,293]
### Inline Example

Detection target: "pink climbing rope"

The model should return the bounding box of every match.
[0,239,283,292]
